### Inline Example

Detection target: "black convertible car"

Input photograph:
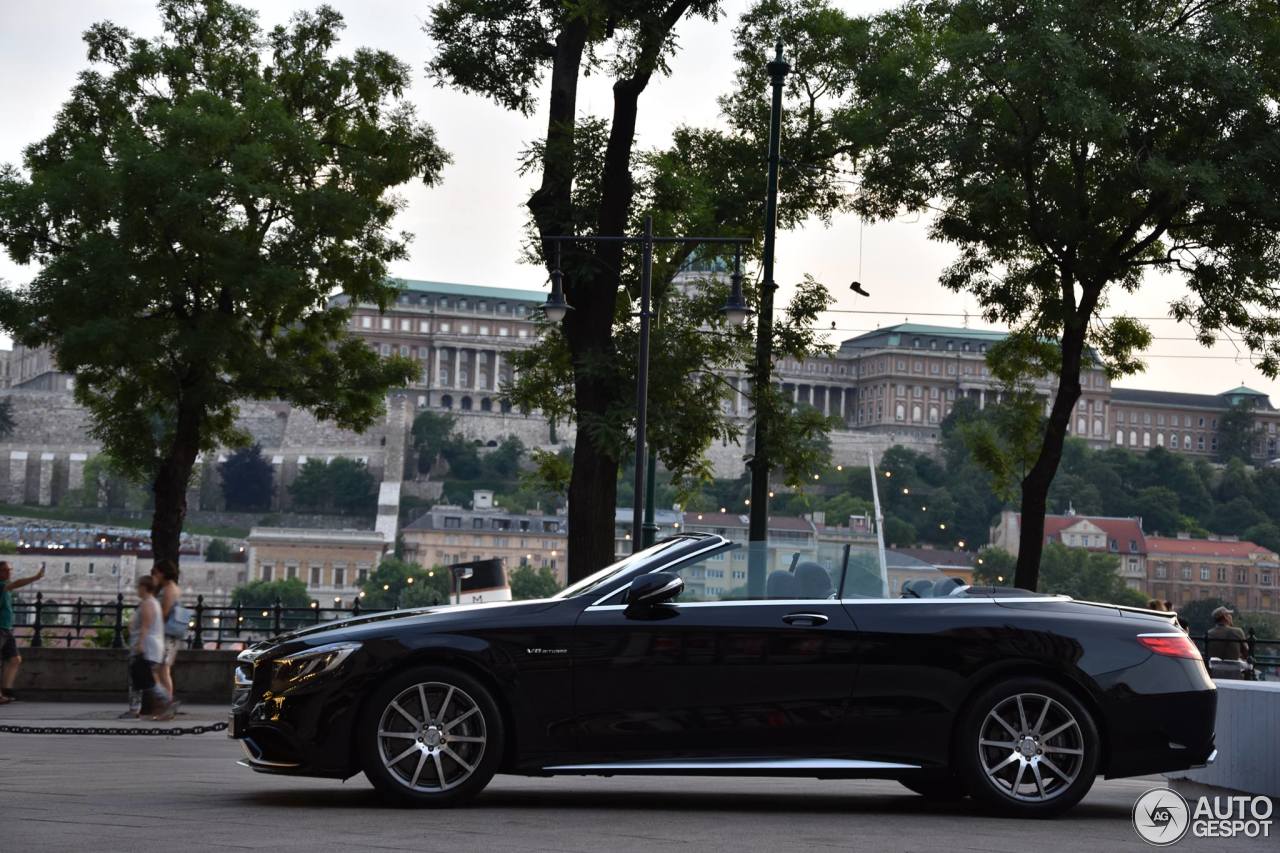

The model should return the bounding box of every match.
[229,534,1216,817]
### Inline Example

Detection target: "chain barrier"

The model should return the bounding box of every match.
[0,721,227,736]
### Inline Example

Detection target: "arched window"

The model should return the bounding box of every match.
[460,396,473,411]
[441,394,453,409]
[480,397,492,412]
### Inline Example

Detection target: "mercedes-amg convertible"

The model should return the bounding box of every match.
[229,533,1216,817]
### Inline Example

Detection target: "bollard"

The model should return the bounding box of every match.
[272,599,283,636]
[31,592,44,648]
[111,593,125,649]
[234,602,243,640]
[191,595,205,649]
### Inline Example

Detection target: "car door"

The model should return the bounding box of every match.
[570,547,859,763]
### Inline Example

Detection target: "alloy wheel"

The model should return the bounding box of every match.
[977,692,1085,802]
[376,681,488,793]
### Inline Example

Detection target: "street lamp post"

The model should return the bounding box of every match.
[746,40,790,596]
[540,229,751,554]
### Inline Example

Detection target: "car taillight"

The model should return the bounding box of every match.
[1137,633,1202,660]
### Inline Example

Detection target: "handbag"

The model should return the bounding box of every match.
[164,601,191,638]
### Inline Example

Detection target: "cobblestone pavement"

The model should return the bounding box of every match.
[0,703,1270,853]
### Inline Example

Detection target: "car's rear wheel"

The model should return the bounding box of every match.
[359,666,504,806]
[956,677,1100,818]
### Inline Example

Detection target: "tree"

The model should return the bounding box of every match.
[1177,597,1233,636]
[219,445,273,513]
[834,0,1280,591]
[1134,487,1182,536]
[483,436,525,480]
[1217,400,1258,464]
[288,457,377,515]
[231,578,312,609]
[882,516,916,548]
[204,538,235,562]
[509,565,561,600]
[1243,522,1280,555]
[0,1,445,564]
[358,557,450,609]
[0,397,13,440]
[411,410,455,475]
[428,0,852,583]
[73,453,148,510]
[0,540,16,555]
[1037,541,1145,607]
[974,547,1016,587]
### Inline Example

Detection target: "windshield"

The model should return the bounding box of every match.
[552,538,691,600]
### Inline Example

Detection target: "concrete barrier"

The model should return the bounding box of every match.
[13,647,236,704]
[1166,680,1280,797]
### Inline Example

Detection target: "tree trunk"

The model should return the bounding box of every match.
[1014,283,1101,590]
[150,396,202,567]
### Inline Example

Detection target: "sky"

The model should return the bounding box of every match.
[1,0,1276,402]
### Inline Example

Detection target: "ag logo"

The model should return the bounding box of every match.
[1133,787,1190,846]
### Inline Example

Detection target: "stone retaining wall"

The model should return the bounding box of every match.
[14,647,237,704]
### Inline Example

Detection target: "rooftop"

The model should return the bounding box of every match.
[390,278,547,305]
[839,323,1008,354]
[1145,536,1278,560]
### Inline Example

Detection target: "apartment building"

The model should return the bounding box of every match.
[400,490,568,584]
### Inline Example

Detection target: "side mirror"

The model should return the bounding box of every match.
[626,572,683,607]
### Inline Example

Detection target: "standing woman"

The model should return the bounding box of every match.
[129,575,168,717]
[151,559,185,714]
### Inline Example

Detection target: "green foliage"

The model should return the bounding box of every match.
[357,557,450,609]
[204,538,235,562]
[231,578,312,610]
[974,547,1017,586]
[509,565,561,601]
[1217,401,1258,464]
[219,445,273,513]
[0,0,446,559]
[882,516,916,548]
[0,396,13,439]
[0,540,16,555]
[1177,597,1233,636]
[288,457,378,516]
[65,454,148,510]
[1037,542,1146,606]
[411,410,456,474]
[429,0,852,580]
[817,0,1280,588]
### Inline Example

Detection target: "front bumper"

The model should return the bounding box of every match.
[228,659,366,779]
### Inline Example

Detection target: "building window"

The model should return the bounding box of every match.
[286,564,298,580]
[1181,565,1192,580]
[63,562,71,574]
[380,317,391,330]
[1155,565,1167,579]
[333,567,345,587]
[310,566,321,587]
[360,316,372,329]
[262,563,274,582]
[1200,566,1210,581]
[87,562,94,575]
[1217,567,1227,582]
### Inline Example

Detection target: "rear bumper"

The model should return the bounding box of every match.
[1097,658,1217,778]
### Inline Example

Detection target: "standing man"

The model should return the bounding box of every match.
[0,560,45,704]
[1205,605,1249,661]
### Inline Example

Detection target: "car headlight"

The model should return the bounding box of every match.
[270,641,361,689]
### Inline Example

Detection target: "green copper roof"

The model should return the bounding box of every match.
[1221,385,1268,397]
[390,278,547,304]
[842,322,1008,345]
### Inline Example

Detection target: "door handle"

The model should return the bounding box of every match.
[782,612,829,626]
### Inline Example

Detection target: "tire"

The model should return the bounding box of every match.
[358,665,504,807]
[955,677,1100,818]
[899,776,968,801]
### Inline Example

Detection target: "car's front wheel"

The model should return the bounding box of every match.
[359,665,504,806]
[956,677,1100,818]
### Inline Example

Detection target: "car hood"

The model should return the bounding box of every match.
[250,597,563,651]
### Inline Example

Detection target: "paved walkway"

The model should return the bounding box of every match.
[0,702,1269,852]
